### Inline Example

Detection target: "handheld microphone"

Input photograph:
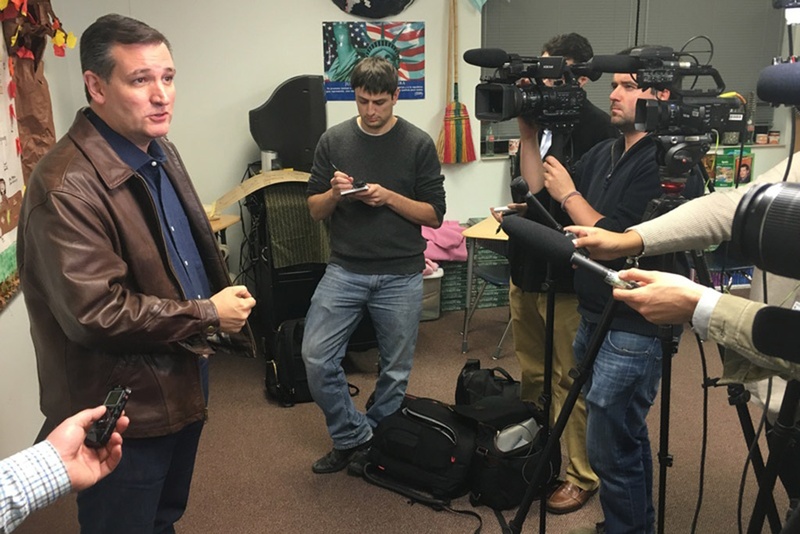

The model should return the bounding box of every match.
[501,216,636,289]
[510,176,563,231]
[756,62,800,106]
[752,306,800,365]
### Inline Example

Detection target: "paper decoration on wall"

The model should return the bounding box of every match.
[322,21,425,101]
[0,46,25,311]
[0,0,76,64]
[330,0,415,19]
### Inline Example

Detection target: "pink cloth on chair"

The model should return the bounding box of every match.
[422,220,467,262]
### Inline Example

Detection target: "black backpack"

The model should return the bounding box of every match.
[265,318,313,407]
[367,397,476,499]
[455,397,560,511]
[455,358,520,406]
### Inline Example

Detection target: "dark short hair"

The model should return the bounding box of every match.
[350,57,398,95]
[542,33,593,64]
[80,14,171,102]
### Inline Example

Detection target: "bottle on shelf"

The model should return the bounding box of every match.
[485,123,495,156]
[745,91,756,145]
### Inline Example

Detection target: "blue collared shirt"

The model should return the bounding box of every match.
[85,109,211,300]
[0,441,71,533]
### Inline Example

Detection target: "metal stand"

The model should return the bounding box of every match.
[693,251,785,532]
[505,296,620,534]
[747,381,800,534]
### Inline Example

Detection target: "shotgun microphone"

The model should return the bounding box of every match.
[757,62,800,106]
[501,216,636,289]
[463,48,540,69]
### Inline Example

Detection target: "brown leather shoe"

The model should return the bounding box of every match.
[546,481,598,514]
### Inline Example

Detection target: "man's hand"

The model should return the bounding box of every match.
[612,268,705,325]
[566,226,644,261]
[210,285,256,333]
[330,171,358,200]
[542,155,577,203]
[489,203,526,223]
[350,182,388,207]
[46,406,130,492]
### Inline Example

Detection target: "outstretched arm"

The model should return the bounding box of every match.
[1,406,129,533]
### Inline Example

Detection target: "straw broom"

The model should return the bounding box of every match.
[436,0,476,163]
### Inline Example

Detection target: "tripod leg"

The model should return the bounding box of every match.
[657,327,678,534]
[694,251,784,531]
[747,380,800,534]
[507,297,620,534]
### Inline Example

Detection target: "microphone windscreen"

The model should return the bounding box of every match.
[587,55,641,73]
[752,306,800,365]
[463,48,509,69]
[757,63,800,106]
[510,176,530,198]
[501,216,574,265]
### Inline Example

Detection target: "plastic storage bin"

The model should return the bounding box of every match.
[421,268,444,321]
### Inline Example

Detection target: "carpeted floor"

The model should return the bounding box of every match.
[15,306,789,533]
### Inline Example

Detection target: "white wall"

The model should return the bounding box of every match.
[1,0,506,456]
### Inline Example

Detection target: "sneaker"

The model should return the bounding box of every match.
[311,440,371,474]
[346,447,371,477]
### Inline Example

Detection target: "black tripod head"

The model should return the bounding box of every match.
[641,133,711,222]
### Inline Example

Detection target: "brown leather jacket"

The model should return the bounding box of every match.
[17,110,254,439]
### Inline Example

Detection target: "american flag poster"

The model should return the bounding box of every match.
[322,21,425,101]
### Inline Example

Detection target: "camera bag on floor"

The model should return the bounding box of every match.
[366,396,477,499]
[455,358,520,406]
[454,396,560,511]
[265,318,312,407]
[363,396,483,532]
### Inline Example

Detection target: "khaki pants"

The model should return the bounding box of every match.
[509,281,599,491]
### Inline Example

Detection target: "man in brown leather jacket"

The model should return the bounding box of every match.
[16,14,255,533]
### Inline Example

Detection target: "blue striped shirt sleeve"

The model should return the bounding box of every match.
[1,441,71,533]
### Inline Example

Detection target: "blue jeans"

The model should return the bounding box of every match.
[573,318,663,534]
[302,263,423,449]
[77,420,204,534]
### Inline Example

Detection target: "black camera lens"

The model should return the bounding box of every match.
[732,182,800,279]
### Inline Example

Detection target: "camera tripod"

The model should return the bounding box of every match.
[691,249,796,534]
[500,129,582,534]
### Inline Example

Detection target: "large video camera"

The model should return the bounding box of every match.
[589,45,744,178]
[463,48,595,129]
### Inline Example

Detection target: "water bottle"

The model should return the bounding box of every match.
[485,123,495,156]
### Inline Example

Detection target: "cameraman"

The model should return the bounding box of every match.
[568,154,800,518]
[515,46,703,534]
[492,33,617,515]
[568,155,800,380]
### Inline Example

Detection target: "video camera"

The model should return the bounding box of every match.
[463,48,596,128]
[590,46,743,134]
[589,45,744,178]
